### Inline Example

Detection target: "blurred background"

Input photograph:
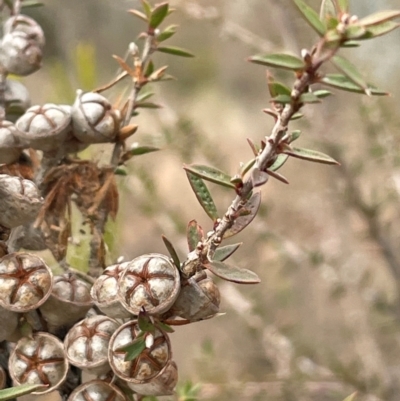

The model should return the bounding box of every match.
[20,0,400,400]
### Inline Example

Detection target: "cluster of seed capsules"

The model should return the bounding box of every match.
[0,10,221,400]
[0,251,220,397]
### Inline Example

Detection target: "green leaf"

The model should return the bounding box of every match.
[162,234,181,269]
[293,0,326,36]
[288,130,301,143]
[120,337,146,361]
[344,25,367,39]
[130,146,160,156]
[332,55,369,94]
[321,74,388,96]
[0,384,48,400]
[337,0,348,13]
[358,10,400,27]
[21,0,44,8]
[320,0,337,22]
[313,89,332,98]
[271,94,292,104]
[157,24,178,42]
[204,261,260,284]
[135,101,162,109]
[268,81,291,97]
[157,46,195,57]
[213,243,242,262]
[223,192,261,239]
[340,40,360,48]
[249,53,305,70]
[150,2,169,29]
[269,154,289,171]
[240,158,256,176]
[114,167,128,176]
[184,164,235,189]
[187,220,203,252]
[141,0,152,18]
[284,147,340,165]
[137,91,155,102]
[300,92,321,103]
[342,392,357,401]
[185,172,219,221]
[138,312,156,333]
[128,9,149,23]
[144,60,154,77]
[265,169,289,184]
[290,112,303,120]
[361,21,400,39]
[155,321,175,333]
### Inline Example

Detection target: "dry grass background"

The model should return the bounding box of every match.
[18,0,400,400]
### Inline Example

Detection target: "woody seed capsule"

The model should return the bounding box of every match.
[67,380,126,401]
[64,315,120,376]
[0,252,53,312]
[0,120,24,164]
[118,253,180,316]
[9,332,68,394]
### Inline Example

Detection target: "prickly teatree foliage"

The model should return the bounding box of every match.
[0,0,398,400]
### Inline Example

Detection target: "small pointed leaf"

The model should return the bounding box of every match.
[361,21,400,39]
[337,0,349,13]
[135,101,162,109]
[185,172,219,220]
[332,55,369,94]
[293,0,326,36]
[358,10,400,27]
[205,261,260,284]
[300,92,321,103]
[137,92,155,102]
[187,220,203,252]
[266,169,289,184]
[251,168,269,187]
[138,312,156,333]
[20,0,44,8]
[141,0,152,18]
[130,146,160,156]
[313,89,332,98]
[128,9,148,22]
[223,192,261,239]
[184,164,235,189]
[240,158,256,176]
[271,94,292,104]
[342,392,357,401]
[157,46,195,57]
[284,147,340,165]
[344,25,367,39]
[114,167,128,176]
[288,130,301,143]
[268,81,291,97]
[249,53,305,70]
[321,74,388,95]
[144,60,154,77]
[0,384,48,400]
[150,2,169,29]
[269,154,289,171]
[341,40,360,48]
[155,321,175,333]
[320,0,337,22]
[290,112,303,120]
[157,24,178,42]
[120,337,146,361]
[162,235,181,268]
[213,243,242,262]
[247,138,259,156]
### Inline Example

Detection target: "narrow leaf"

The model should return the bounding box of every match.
[288,130,301,143]
[136,91,155,102]
[240,158,256,176]
[120,337,146,361]
[150,2,169,29]
[130,145,160,156]
[128,9,148,22]
[342,392,357,401]
[341,40,360,47]
[320,0,337,22]
[249,53,305,70]
[271,94,292,104]
[290,112,303,120]
[157,24,178,42]
[313,89,332,98]
[187,220,203,252]
[284,147,340,165]
[162,235,181,268]
[300,92,321,103]
[267,74,292,97]
[184,164,235,189]
[144,60,154,77]
[269,154,289,171]
[321,74,388,95]
[0,384,48,400]
[155,321,175,333]
[293,0,326,36]
[141,0,152,18]
[213,243,242,262]
[265,169,289,184]
[114,167,127,176]
[344,25,367,39]
[157,46,195,57]
[337,0,349,13]
[186,172,219,220]
[332,55,369,94]
[135,101,162,109]
[358,10,400,27]
[223,192,261,239]
[204,261,260,284]
[21,0,44,8]
[138,313,156,333]
[361,21,400,39]
[247,138,259,156]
